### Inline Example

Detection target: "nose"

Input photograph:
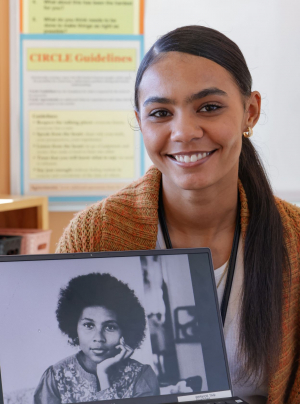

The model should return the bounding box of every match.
[170,111,204,143]
[93,328,106,343]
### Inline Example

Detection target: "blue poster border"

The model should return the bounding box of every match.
[20,34,145,203]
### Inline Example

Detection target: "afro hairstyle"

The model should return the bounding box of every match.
[56,273,146,349]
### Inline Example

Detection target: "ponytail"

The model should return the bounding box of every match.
[238,136,289,379]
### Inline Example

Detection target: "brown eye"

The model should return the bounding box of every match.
[150,110,171,118]
[199,104,221,112]
[83,322,94,330]
[105,324,119,332]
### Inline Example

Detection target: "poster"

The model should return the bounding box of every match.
[21,0,144,35]
[10,1,144,210]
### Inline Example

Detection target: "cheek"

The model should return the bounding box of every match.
[218,124,242,155]
[228,133,242,156]
[77,332,86,346]
[77,328,90,345]
[142,128,166,157]
[107,331,122,346]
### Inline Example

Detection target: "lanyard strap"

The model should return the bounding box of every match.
[158,182,241,325]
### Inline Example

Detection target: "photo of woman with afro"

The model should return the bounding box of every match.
[34,273,159,404]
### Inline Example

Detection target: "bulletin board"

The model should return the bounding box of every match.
[10,0,144,211]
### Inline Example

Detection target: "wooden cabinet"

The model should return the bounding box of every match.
[0,195,48,230]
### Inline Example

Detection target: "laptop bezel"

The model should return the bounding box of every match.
[0,248,233,401]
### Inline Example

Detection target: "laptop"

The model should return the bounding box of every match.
[0,249,248,404]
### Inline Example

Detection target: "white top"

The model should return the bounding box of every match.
[156,221,268,404]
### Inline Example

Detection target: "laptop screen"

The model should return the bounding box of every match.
[0,249,231,404]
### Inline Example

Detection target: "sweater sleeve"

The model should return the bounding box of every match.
[55,202,103,253]
[34,367,61,404]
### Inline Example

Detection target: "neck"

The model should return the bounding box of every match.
[161,170,239,268]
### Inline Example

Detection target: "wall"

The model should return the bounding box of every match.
[49,211,76,252]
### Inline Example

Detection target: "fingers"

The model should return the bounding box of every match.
[120,337,134,359]
[96,341,133,375]
[124,347,134,359]
[120,337,132,351]
[114,344,127,360]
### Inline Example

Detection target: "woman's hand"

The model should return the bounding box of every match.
[96,337,134,390]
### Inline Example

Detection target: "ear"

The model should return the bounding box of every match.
[134,110,142,130]
[245,91,261,129]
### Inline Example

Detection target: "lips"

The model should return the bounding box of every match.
[90,348,108,355]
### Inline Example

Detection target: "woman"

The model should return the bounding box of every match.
[56,26,300,404]
[34,273,159,403]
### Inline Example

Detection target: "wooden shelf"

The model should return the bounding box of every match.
[0,195,48,230]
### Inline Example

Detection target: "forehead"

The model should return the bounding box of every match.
[80,306,117,321]
[139,52,239,102]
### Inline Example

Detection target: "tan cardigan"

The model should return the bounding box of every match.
[56,166,300,404]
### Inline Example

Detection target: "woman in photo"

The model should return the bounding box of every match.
[57,26,300,404]
[34,273,159,404]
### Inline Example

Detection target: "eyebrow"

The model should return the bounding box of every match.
[186,87,228,103]
[80,318,118,324]
[102,320,118,324]
[143,96,175,107]
[143,87,227,107]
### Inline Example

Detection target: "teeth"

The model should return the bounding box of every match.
[173,152,211,163]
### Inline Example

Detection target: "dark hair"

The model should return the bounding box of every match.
[134,26,289,380]
[56,273,146,350]
[134,25,251,112]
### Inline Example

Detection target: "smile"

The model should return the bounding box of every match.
[169,150,216,164]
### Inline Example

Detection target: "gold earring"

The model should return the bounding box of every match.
[243,127,253,138]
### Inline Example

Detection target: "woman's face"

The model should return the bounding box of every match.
[77,306,122,365]
[136,52,259,192]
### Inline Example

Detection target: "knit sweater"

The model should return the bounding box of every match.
[56,166,300,404]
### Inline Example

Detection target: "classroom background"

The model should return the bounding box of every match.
[0,0,299,254]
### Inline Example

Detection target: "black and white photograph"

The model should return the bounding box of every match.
[140,255,207,394]
[0,254,207,404]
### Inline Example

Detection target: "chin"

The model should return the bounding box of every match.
[175,175,213,191]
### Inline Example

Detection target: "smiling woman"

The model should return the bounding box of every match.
[56,26,300,404]
[136,52,261,199]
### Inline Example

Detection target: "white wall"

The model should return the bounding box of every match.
[143,0,300,202]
